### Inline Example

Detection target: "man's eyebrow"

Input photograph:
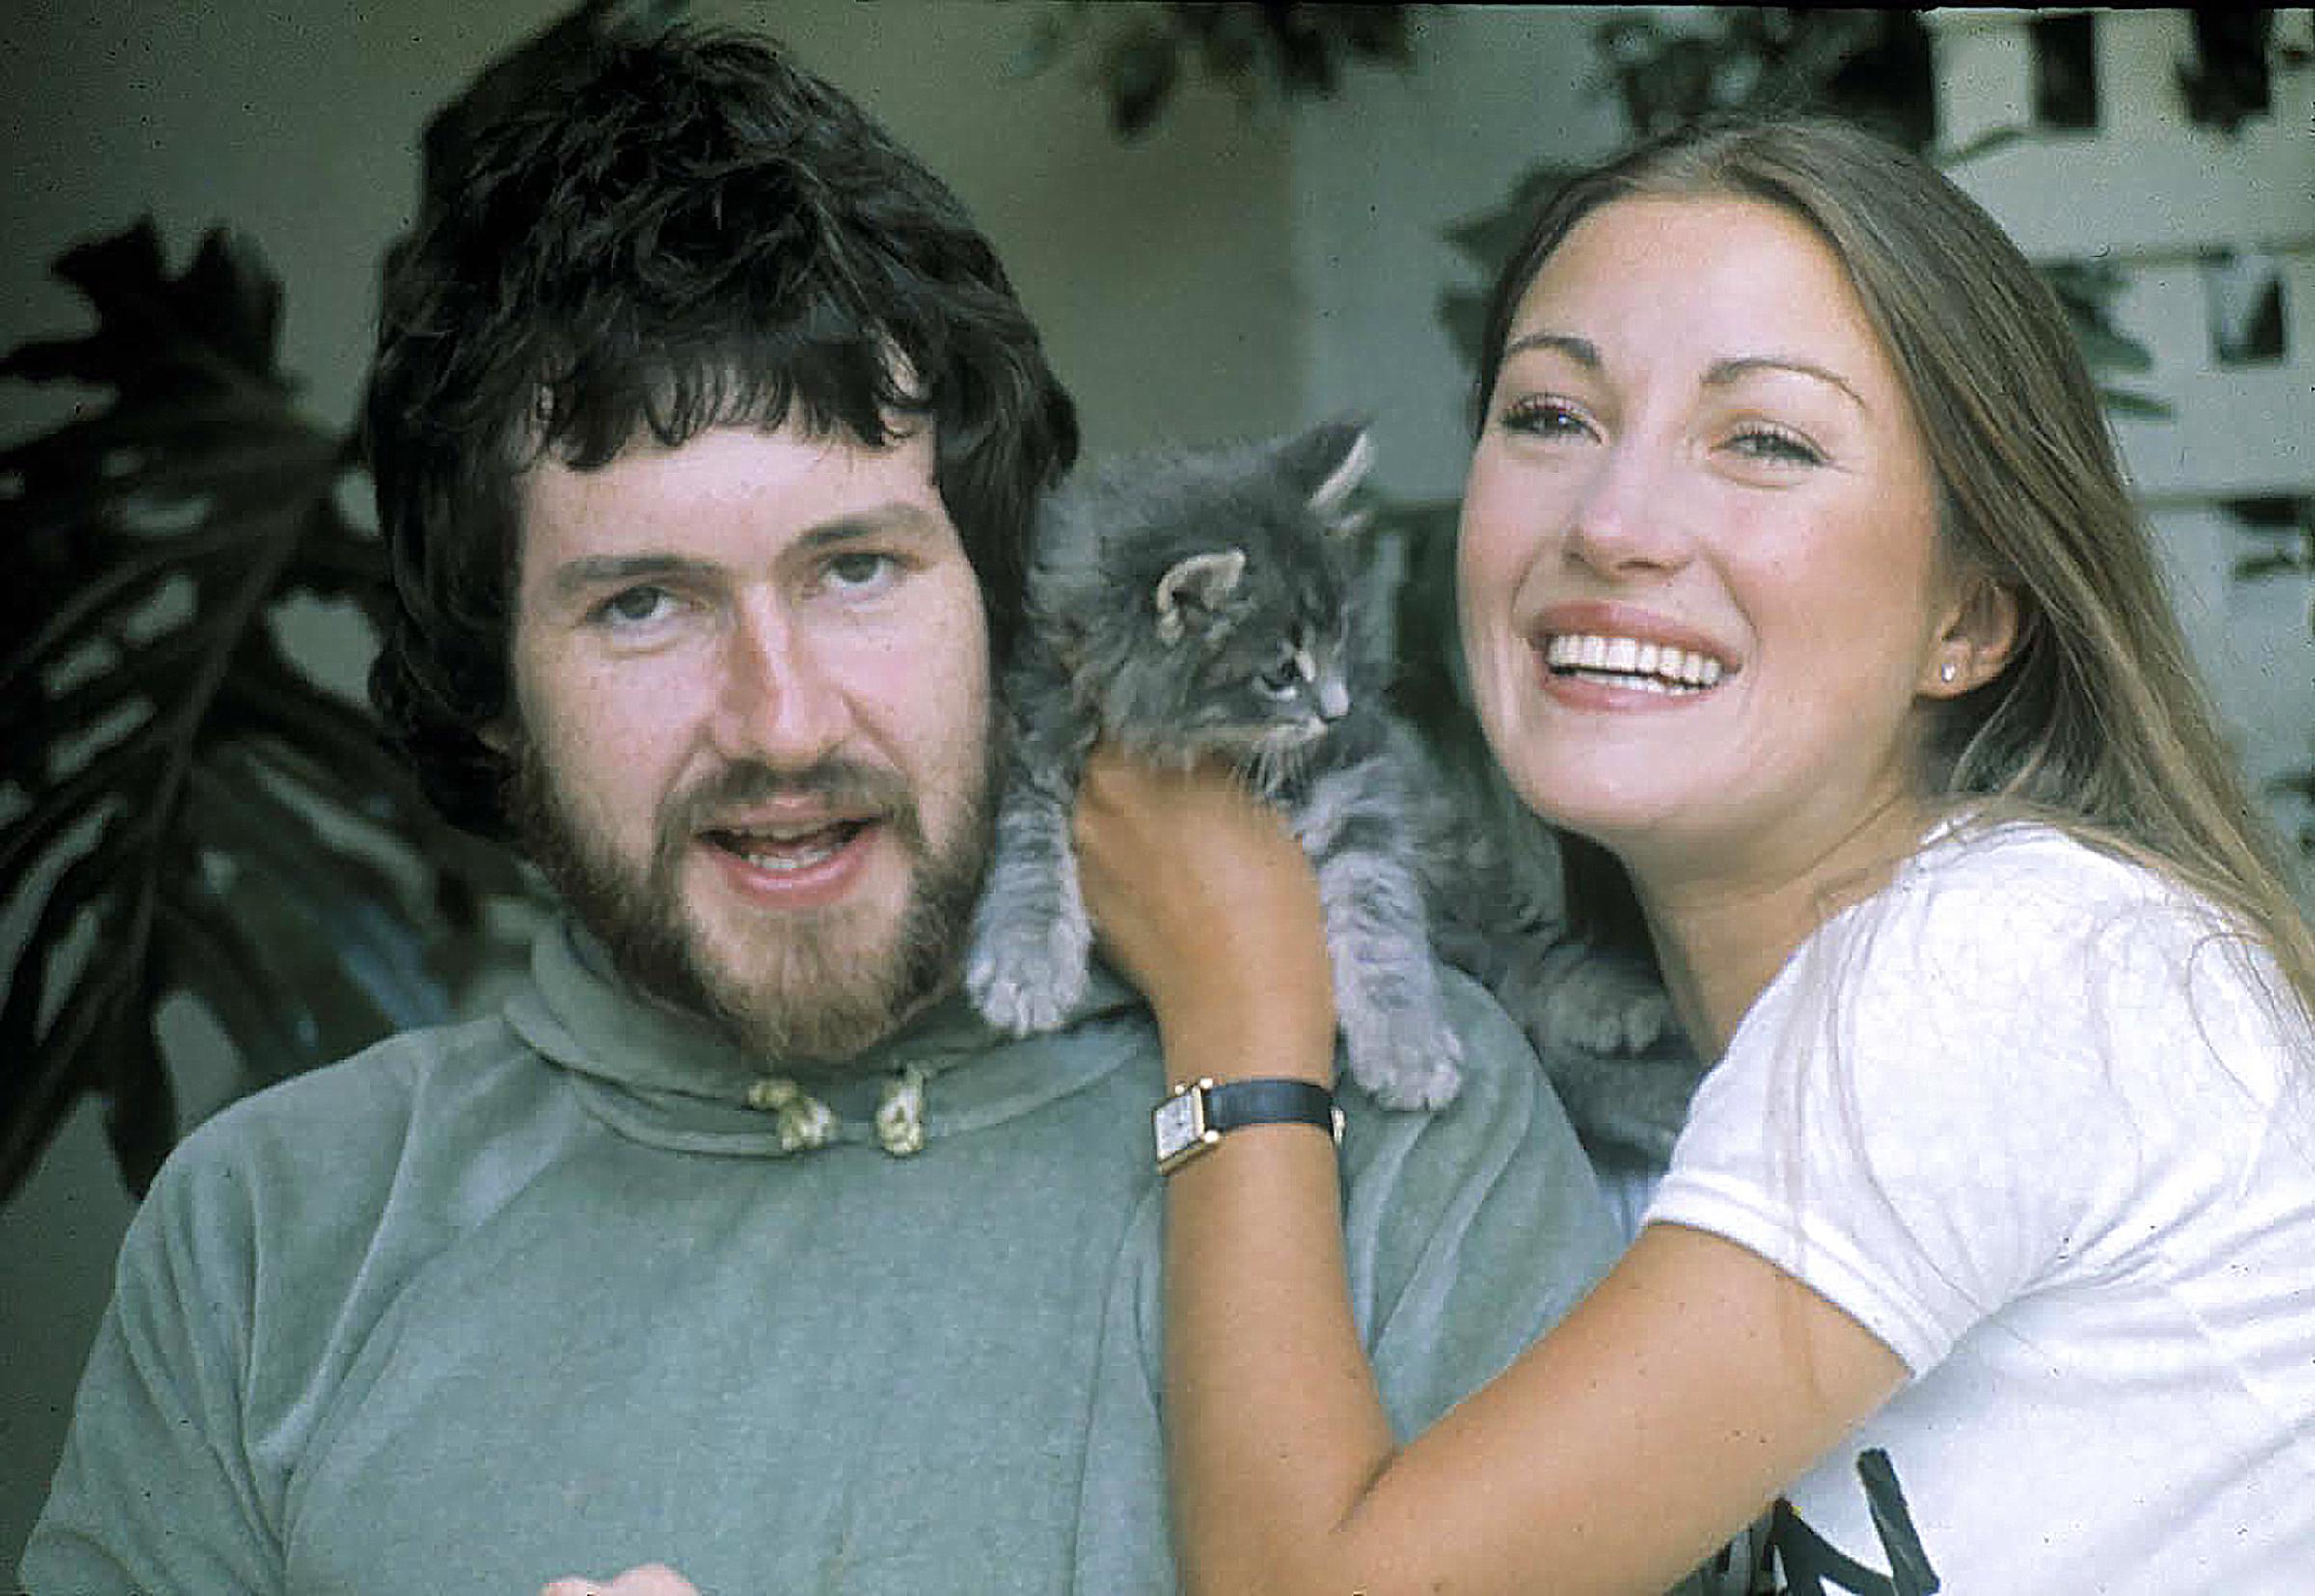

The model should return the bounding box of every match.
[544,553,712,604]
[794,503,947,550]
[1703,354,1868,413]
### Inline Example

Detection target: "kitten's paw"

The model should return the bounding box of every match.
[1541,976,1674,1057]
[965,914,1093,1037]
[1341,1005,1464,1112]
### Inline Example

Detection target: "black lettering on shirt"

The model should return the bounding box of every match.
[1768,1448,1939,1595]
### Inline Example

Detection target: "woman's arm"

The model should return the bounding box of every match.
[1074,752,1907,1596]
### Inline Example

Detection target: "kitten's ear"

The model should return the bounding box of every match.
[1282,418,1374,537]
[1155,548,1247,644]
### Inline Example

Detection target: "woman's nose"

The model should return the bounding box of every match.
[1563,439,1693,577]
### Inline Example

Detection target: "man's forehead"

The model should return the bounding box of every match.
[522,419,935,506]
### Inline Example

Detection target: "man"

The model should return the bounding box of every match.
[23,27,1620,1595]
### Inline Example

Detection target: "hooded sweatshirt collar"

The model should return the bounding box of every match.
[504,919,1149,1158]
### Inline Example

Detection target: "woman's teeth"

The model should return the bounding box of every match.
[1544,633,1725,691]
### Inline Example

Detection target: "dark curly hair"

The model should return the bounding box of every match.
[365,26,1078,840]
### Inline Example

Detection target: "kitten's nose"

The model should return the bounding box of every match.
[1316,678,1350,721]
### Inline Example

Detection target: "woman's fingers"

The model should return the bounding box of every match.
[1074,747,1336,1062]
[540,1564,700,1596]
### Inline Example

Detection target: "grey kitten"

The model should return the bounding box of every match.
[966,419,1462,1111]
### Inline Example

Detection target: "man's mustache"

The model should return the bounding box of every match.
[666,757,919,835]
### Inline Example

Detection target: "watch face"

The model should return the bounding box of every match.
[1153,1085,1211,1171]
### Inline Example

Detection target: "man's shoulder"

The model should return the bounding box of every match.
[150,1011,542,1221]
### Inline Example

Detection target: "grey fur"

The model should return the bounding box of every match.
[966,419,1463,1110]
[1403,732,1702,1162]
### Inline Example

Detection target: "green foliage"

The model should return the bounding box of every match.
[1013,1,1416,139]
[0,0,694,1203]
[2176,11,2310,136]
[1595,8,1934,149]
[0,224,531,1201]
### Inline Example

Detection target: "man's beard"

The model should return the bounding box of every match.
[505,732,995,1069]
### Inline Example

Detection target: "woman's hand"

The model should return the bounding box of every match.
[1072,747,1336,1081]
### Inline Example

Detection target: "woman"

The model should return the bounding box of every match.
[1075,120,2315,1594]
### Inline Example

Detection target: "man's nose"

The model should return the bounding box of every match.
[708,599,851,767]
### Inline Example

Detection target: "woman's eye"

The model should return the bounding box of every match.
[1498,396,1592,441]
[1727,424,1825,467]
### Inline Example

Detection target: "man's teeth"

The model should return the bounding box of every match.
[722,823,858,871]
[1543,633,1725,690]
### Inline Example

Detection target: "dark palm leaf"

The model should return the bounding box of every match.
[0,223,533,1204]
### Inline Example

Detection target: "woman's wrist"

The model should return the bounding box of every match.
[1157,1007,1338,1091]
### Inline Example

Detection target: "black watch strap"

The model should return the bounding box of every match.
[1204,1078,1339,1139]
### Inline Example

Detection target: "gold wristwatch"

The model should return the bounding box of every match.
[1153,1077,1343,1175]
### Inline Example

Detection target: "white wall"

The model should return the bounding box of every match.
[1291,7,1627,502]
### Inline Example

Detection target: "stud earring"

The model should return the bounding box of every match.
[1938,661,1959,684]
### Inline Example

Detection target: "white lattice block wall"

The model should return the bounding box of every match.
[1927,7,2315,875]
[2109,251,2315,501]
[1932,10,2311,254]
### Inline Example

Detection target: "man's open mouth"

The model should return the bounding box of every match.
[704,820,874,873]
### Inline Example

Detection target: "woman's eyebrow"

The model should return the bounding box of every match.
[1703,354,1868,413]
[1502,332,1869,416]
[1499,330,1600,368]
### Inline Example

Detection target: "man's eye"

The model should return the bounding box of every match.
[597,585,673,626]
[823,552,898,594]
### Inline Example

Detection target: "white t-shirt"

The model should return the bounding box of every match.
[1648,822,2315,1594]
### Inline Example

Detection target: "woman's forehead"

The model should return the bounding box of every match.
[1507,195,1901,396]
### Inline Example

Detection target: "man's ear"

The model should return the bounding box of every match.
[478,717,514,755]
[1920,571,2023,697]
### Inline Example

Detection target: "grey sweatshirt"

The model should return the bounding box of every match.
[25,920,1620,1594]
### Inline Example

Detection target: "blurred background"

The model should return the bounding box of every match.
[4,2,2309,1560]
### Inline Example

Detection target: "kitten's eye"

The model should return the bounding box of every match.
[1257,659,1305,699]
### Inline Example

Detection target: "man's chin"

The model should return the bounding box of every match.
[681,915,927,1067]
